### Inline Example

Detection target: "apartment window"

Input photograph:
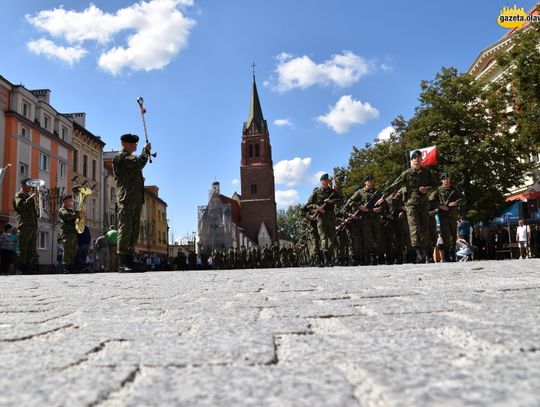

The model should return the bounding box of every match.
[19,162,29,176]
[92,198,96,221]
[59,162,66,179]
[39,153,49,171]
[73,151,78,173]
[21,126,28,139]
[83,154,88,177]
[43,115,49,130]
[92,159,97,181]
[38,231,48,250]
[251,184,257,194]
[22,102,29,118]
[61,127,67,141]
[255,143,260,157]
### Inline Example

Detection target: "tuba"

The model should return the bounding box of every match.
[26,178,45,218]
[72,186,92,234]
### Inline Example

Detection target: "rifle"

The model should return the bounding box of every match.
[439,190,463,211]
[365,190,382,210]
[307,192,336,221]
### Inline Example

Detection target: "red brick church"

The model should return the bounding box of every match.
[198,76,277,252]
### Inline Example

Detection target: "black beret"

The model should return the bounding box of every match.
[62,194,73,201]
[20,177,31,185]
[439,172,450,180]
[411,150,422,159]
[320,173,329,181]
[364,174,374,181]
[121,133,139,143]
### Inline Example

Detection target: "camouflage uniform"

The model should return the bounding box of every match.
[13,189,38,272]
[59,204,79,271]
[435,185,464,260]
[113,146,150,266]
[382,166,438,261]
[306,186,342,265]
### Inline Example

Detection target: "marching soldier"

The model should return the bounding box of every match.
[383,189,407,264]
[13,178,38,274]
[113,133,152,272]
[435,173,464,261]
[377,150,438,263]
[58,194,80,273]
[306,173,342,267]
[348,175,383,265]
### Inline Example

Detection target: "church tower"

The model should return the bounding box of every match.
[239,75,277,245]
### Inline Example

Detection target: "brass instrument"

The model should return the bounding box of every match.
[26,178,45,218]
[72,186,92,234]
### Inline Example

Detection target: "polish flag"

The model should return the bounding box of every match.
[410,146,437,167]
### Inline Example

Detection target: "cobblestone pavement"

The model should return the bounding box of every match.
[1,260,539,406]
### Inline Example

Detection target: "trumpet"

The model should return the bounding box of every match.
[26,178,45,218]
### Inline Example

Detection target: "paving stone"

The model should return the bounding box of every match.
[0,259,538,406]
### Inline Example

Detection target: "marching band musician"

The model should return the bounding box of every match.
[13,178,38,274]
[113,133,152,272]
[59,194,80,273]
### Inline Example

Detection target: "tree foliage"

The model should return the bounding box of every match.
[277,204,303,241]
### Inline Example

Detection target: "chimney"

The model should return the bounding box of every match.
[31,89,51,104]
[64,112,86,127]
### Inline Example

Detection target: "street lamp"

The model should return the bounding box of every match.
[166,218,170,259]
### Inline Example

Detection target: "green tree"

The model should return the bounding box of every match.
[495,19,540,172]
[399,66,528,222]
[277,204,303,241]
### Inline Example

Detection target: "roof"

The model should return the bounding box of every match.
[219,194,241,225]
[244,77,264,131]
[72,121,106,147]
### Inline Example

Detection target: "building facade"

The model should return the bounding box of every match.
[137,186,168,256]
[66,113,105,241]
[0,77,75,266]
[468,5,540,218]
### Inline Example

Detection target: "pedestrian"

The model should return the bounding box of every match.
[516,219,531,259]
[76,225,91,272]
[306,173,342,266]
[113,133,152,272]
[376,150,438,263]
[455,236,476,261]
[94,233,109,272]
[0,224,15,275]
[457,215,471,243]
[59,194,80,273]
[106,226,118,271]
[13,178,38,274]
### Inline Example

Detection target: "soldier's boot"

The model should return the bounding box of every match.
[378,254,387,265]
[118,255,133,273]
[369,253,377,266]
[322,251,333,267]
[317,252,325,267]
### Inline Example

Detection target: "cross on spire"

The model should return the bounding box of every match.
[251,61,256,78]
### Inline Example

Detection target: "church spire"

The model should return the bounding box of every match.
[245,64,264,132]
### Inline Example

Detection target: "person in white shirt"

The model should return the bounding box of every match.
[516,219,530,259]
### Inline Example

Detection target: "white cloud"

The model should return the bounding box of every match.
[274,157,313,186]
[27,38,87,65]
[317,95,379,134]
[276,189,300,206]
[231,179,240,185]
[273,51,371,92]
[375,126,396,143]
[380,63,393,72]
[25,0,195,75]
[274,118,292,127]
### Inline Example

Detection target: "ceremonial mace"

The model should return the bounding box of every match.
[136,96,157,163]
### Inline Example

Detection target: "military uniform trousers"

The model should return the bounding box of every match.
[317,212,336,255]
[439,211,458,253]
[360,216,379,255]
[405,201,431,253]
[61,232,77,267]
[18,224,37,268]
[117,200,143,255]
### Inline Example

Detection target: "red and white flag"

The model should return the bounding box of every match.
[410,146,437,167]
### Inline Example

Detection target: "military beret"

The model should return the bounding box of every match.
[439,172,450,180]
[120,133,139,143]
[411,150,422,159]
[320,173,329,181]
[20,177,31,185]
[364,174,374,181]
[62,194,73,201]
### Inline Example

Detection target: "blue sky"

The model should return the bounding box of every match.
[0,0,532,241]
